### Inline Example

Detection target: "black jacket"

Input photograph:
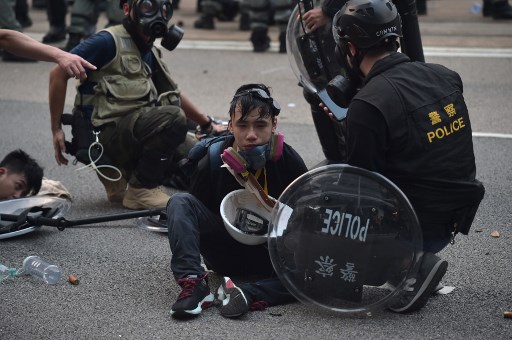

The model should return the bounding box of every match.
[346,52,484,214]
[190,136,308,215]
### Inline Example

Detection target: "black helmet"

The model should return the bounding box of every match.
[332,0,402,49]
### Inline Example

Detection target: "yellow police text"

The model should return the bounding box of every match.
[426,117,465,143]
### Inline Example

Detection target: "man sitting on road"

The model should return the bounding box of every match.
[166,83,308,319]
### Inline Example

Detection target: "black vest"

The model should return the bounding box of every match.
[354,53,483,212]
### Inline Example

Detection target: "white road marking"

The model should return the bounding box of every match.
[25,32,512,57]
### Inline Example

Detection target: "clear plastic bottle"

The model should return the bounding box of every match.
[0,263,17,283]
[21,256,61,285]
[471,2,483,14]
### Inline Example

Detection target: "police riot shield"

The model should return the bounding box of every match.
[286,2,347,119]
[0,196,71,240]
[268,164,423,315]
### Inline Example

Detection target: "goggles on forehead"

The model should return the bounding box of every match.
[234,88,281,116]
[136,0,173,20]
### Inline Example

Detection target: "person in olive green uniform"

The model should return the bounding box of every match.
[49,0,224,210]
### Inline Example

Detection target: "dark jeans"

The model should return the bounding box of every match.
[166,193,294,306]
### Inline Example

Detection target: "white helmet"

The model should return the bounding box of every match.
[220,189,274,246]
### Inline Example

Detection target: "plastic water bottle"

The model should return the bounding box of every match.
[0,263,17,283]
[471,2,483,14]
[21,256,62,285]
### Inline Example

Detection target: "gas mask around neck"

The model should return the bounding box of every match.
[222,132,285,172]
[237,144,272,171]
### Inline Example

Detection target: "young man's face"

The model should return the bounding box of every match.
[0,168,28,200]
[229,105,276,151]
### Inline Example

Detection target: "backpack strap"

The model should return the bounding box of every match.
[180,135,233,177]
[208,138,225,172]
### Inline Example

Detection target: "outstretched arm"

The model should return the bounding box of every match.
[0,29,96,80]
[49,64,72,166]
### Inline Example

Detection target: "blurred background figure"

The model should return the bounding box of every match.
[42,0,68,43]
[194,0,249,31]
[419,0,511,19]
[65,0,124,51]
[0,0,24,33]
[247,0,295,53]
[32,0,46,8]
[483,0,512,19]
[0,0,33,61]
[15,0,32,28]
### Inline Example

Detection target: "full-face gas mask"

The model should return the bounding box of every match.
[121,0,183,50]
[325,43,362,109]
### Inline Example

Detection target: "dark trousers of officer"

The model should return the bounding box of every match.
[47,0,67,28]
[167,192,295,306]
[98,105,187,188]
[418,210,454,254]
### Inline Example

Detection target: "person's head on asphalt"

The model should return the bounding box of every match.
[0,149,43,200]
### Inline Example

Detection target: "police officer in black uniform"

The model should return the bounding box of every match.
[326,0,485,313]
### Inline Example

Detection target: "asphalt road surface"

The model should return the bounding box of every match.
[1,1,511,339]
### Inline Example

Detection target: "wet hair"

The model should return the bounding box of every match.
[228,83,279,121]
[0,149,44,196]
[363,37,400,58]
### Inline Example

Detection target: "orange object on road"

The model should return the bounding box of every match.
[68,274,80,285]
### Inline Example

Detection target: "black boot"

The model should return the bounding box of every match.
[250,28,270,53]
[194,14,215,29]
[65,33,82,51]
[491,0,512,19]
[42,26,67,44]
